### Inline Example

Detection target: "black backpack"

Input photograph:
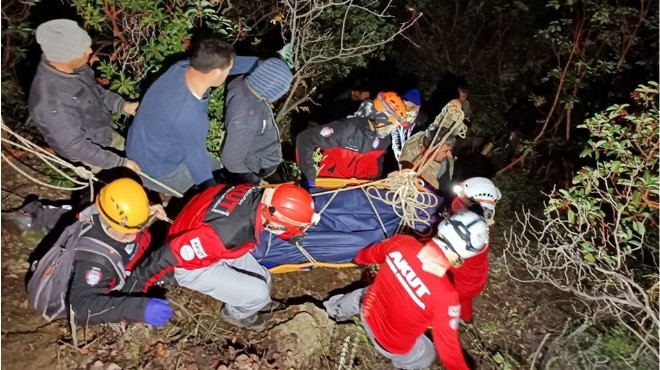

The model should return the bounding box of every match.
[26,220,125,321]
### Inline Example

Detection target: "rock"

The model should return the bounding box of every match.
[268,303,336,368]
[89,360,104,370]
[105,363,122,370]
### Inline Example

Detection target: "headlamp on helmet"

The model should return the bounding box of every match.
[454,177,501,222]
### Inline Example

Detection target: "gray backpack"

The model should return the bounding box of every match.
[26,220,125,321]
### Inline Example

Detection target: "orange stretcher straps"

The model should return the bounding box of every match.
[268,262,358,274]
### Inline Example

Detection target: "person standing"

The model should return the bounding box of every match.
[220,58,293,184]
[448,177,501,324]
[126,36,259,194]
[29,19,140,173]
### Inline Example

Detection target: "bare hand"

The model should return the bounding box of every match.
[149,204,168,221]
[124,159,141,173]
[123,102,139,116]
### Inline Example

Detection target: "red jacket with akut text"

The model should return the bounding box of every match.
[356,234,470,370]
[125,183,265,291]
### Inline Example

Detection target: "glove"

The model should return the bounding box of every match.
[144,298,174,327]
[276,43,294,69]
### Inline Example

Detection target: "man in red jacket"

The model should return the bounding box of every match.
[324,210,489,370]
[448,177,501,324]
[126,183,319,331]
[296,92,408,185]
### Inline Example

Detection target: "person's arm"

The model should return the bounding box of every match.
[373,137,390,179]
[123,243,179,293]
[83,66,127,114]
[31,101,124,169]
[229,56,259,75]
[295,122,342,182]
[69,257,149,324]
[431,295,471,370]
[221,99,262,183]
[354,234,407,265]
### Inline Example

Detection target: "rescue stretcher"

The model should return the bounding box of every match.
[255,177,442,273]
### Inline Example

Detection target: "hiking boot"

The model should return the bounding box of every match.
[259,300,286,314]
[220,306,267,331]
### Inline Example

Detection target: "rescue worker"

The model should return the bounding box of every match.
[324,210,488,370]
[125,183,319,331]
[448,177,501,325]
[399,126,457,195]
[65,178,173,325]
[296,92,408,185]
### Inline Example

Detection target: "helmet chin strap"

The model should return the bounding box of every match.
[372,121,397,138]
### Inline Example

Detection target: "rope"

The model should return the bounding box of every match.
[412,100,466,175]
[311,171,438,235]
[1,122,184,199]
[1,122,97,201]
[140,172,184,198]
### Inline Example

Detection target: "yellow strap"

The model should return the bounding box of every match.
[269,262,357,274]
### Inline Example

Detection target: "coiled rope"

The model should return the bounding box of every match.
[1,122,97,201]
[287,102,468,268]
[413,100,466,175]
[1,122,184,199]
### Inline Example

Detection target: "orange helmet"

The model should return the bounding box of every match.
[261,184,320,237]
[373,91,407,126]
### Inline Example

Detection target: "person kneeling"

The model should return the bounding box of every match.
[27,178,173,326]
[324,210,488,370]
[126,183,319,331]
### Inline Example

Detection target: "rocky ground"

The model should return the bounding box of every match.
[0,155,569,370]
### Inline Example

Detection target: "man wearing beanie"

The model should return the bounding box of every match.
[126,35,260,195]
[29,19,140,173]
[220,58,293,184]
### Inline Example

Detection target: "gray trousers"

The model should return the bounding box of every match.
[174,253,272,319]
[324,288,436,370]
[141,153,222,195]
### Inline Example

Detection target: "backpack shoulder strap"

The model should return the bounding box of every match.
[74,236,127,291]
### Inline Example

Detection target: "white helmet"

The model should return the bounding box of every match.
[453,177,501,215]
[433,210,489,263]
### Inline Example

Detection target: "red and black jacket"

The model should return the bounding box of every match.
[296,117,391,182]
[125,184,264,292]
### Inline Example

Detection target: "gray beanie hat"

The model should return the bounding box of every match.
[246,58,293,103]
[36,19,92,63]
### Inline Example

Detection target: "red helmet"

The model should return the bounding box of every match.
[261,184,320,237]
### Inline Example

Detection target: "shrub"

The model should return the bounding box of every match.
[505,82,659,365]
